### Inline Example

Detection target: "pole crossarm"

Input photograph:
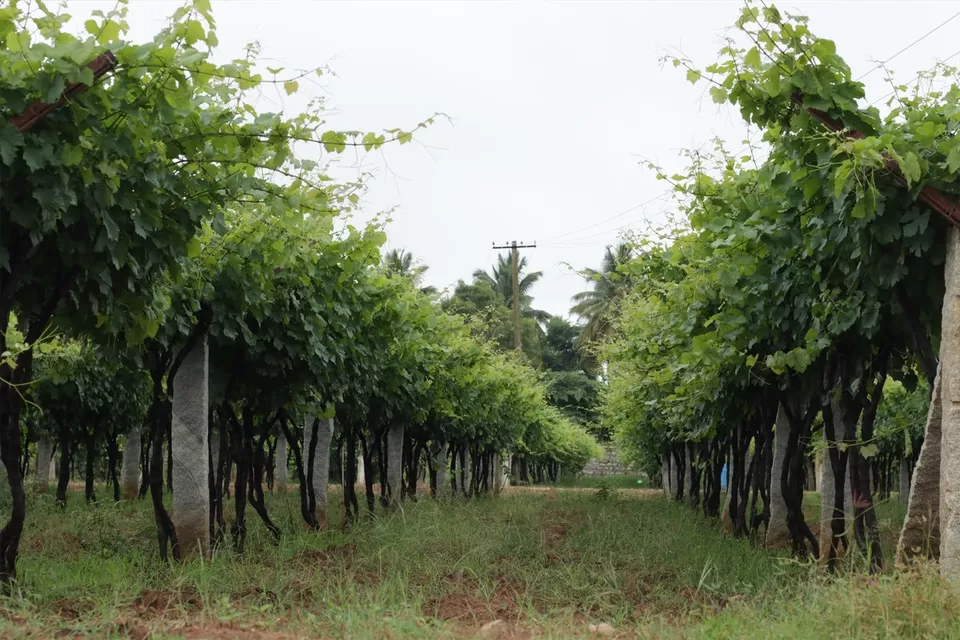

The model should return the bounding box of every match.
[492,243,538,250]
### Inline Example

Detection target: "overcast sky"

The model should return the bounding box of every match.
[67,0,960,318]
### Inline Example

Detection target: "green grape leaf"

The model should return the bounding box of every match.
[900,152,921,187]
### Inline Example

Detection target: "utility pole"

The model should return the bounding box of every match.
[491,240,536,352]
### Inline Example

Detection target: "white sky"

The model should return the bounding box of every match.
[65,0,960,318]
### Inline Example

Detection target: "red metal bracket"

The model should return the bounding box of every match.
[9,51,118,133]
[791,92,960,230]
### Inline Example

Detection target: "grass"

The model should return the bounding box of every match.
[553,474,650,490]
[0,485,954,638]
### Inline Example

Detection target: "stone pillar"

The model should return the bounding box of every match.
[765,405,791,549]
[305,416,334,526]
[386,425,404,506]
[814,452,822,493]
[493,453,505,495]
[274,433,287,492]
[171,334,210,558]
[662,453,672,497]
[433,443,448,498]
[943,226,960,580]
[898,367,942,564]
[302,415,313,490]
[900,457,911,504]
[501,454,511,490]
[817,402,854,562]
[356,447,366,487]
[121,428,141,499]
[35,440,53,492]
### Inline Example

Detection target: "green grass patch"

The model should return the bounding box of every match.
[0,486,952,638]
[553,474,650,489]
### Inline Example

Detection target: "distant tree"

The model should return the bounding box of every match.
[441,280,543,366]
[473,253,550,323]
[541,317,582,373]
[570,243,635,344]
[543,371,604,439]
[383,249,437,295]
[442,280,502,316]
[538,318,604,438]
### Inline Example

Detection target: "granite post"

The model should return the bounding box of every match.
[765,405,791,549]
[171,335,210,557]
[121,428,141,499]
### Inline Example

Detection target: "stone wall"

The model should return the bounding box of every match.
[580,443,633,476]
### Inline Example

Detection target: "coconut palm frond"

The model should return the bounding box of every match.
[570,243,635,345]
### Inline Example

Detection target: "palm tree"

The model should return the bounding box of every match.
[571,243,635,344]
[382,249,437,295]
[472,253,550,323]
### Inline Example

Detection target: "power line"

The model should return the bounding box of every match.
[869,47,960,106]
[543,230,654,250]
[539,241,626,251]
[541,220,646,247]
[542,193,670,243]
[856,9,960,82]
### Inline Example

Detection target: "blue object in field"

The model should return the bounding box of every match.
[720,463,728,490]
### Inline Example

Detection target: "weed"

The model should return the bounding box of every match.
[555,474,647,490]
[0,486,948,638]
[593,480,617,502]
